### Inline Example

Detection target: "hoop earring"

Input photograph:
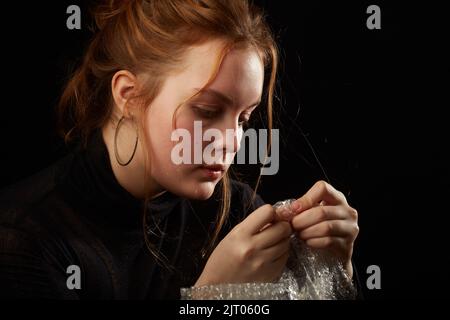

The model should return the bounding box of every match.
[114,115,139,166]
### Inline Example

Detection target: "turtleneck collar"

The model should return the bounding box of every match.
[58,128,182,229]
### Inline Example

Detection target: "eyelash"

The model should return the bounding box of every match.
[193,106,218,119]
[193,106,251,127]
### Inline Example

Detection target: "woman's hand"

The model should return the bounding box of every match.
[280,181,359,278]
[195,204,292,287]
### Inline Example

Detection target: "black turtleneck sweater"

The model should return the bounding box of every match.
[0,129,265,299]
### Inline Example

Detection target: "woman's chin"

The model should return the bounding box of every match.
[188,181,217,200]
[157,175,219,200]
[170,180,217,200]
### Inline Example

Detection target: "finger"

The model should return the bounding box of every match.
[274,204,296,222]
[242,204,276,235]
[298,220,355,240]
[291,205,347,231]
[261,237,290,261]
[292,181,347,214]
[305,236,346,250]
[254,221,292,249]
[271,248,290,265]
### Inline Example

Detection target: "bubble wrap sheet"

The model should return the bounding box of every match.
[180,199,357,300]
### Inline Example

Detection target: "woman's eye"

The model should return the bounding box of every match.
[193,106,251,127]
[193,106,220,119]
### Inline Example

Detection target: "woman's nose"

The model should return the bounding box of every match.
[204,120,242,163]
[222,120,242,154]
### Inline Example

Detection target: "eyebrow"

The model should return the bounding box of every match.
[193,88,261,109]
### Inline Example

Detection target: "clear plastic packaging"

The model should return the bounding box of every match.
[181,199,357,300]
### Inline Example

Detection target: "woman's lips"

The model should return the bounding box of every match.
[199,164,226,180]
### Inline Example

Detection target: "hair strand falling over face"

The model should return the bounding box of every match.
[56,0,279,269]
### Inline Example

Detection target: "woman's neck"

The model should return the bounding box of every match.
[101,122,164,200]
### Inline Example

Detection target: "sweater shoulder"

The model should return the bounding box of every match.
[0,153,74,229]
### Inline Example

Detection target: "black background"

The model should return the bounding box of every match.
[0,1,449,299]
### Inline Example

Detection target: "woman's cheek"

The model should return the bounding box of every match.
[144,108,222,199]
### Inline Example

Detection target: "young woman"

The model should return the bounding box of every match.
[0,0,359,299]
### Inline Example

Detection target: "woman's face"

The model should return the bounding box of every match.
[144,40,264,200]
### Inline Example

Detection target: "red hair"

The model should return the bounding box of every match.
[57,0,279,267]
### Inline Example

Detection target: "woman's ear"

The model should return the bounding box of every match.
[111,70,138,117]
